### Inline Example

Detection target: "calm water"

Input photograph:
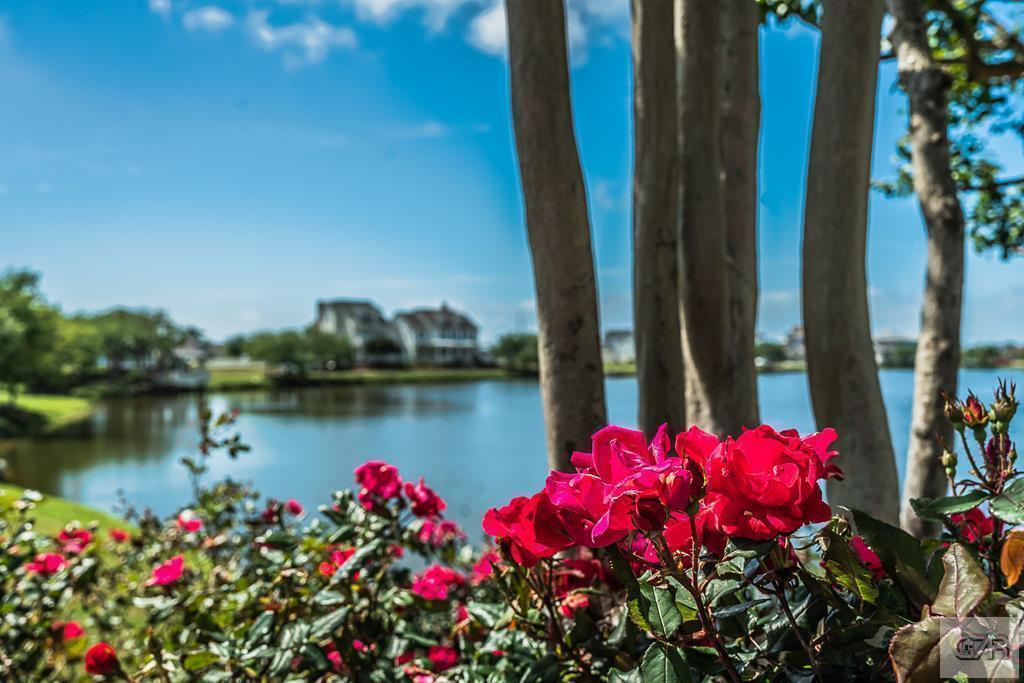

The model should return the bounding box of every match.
[5,369,1023,535]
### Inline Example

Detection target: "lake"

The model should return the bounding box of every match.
[5,368,1023,536]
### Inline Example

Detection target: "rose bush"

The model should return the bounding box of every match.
[3,385,1024,681]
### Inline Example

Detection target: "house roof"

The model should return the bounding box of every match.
[604,329,634,345]
[317,298,389,323]
[394,304,478,333]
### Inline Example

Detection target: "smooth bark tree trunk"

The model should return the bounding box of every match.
[505,1,607,471]
[675,0,755,437]
[888,0,966,538]
[632,0,685,438]
[719,0,762,429]
[803,0,900,523]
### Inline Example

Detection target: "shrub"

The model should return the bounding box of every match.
[2,384,1024,681]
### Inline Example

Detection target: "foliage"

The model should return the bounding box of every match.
[242,328,356,374]
[489,333,538,373]
[6,383,1024,681]
[754,341,788,364]
[875,0,1024,258]
[0,270,62,400]
[84,308,185,372]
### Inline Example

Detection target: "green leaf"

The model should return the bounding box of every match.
[309,607,349,639]
[888,618,943,683]
[822,530,879,604]
[931,543,989,619]
[245,611,275,647]
[910,491,988,522]
[713,599,767,619]
[851,508,935,604]
[184,651,221,672]
[631,580,682,638]
[990,478,1024,524]
[639,643,692,683]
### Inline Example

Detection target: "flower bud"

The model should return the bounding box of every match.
[632,495,668,531]
[943,392,964,429]
[940,449,957,470]
[963,394,989,429]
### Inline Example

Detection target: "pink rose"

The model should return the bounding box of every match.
[57,528,92,554]
[427,645,458,672]
[354,461,403,508]
[176,510,203,533]
[850,536,884,580]
[146,555,185,586]
[411,565,465,601]
[25,552,68,577]
[404,479,446,518]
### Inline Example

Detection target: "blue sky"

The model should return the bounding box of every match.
[1,1,1022,343]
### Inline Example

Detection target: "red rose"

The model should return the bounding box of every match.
[951,508,995,547]
[679,425,840,540]
[25,552,68,577]
[411,565,465,601]
[285,498,304,516]
[84,642,121,676]
[482,492,572,567]
[354,461,403,508]
[849,536,884,580]
[53,620,85,642]
[404,478,446,518]
[471,548,500,584]
[58,528,92,554]
[427,645,458,672]
[108,528,129,543]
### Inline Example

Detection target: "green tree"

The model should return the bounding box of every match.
[0,270,62,401]
[306,330,355,370]
[86,308,184,372]
[244,330,310,374]
[491,333,539,373]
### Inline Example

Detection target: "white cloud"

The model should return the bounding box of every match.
[467,1,504,55]
[248,10,357,67]
[346,0,472,32]
[466,0,607,62]
[148,0,172,17]
[183,6,235,32]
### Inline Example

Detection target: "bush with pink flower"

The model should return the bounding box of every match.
[4,383,1024,681]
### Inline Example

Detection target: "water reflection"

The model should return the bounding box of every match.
[5,370,1022,533]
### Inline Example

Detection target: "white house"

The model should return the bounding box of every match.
[602,329,635,364]
[393,303,479,366]
[314,299,404,366]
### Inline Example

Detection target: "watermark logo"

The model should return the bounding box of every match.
[939,616,1019,681]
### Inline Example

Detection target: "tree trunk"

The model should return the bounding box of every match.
[888,0,966,538]
[632,0,685,438]
[675,0,754,437]
[719,0,761,429]
[803,0,900,524]
[505,0,607,471]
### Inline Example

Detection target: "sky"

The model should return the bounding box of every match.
[1,0,1022,344]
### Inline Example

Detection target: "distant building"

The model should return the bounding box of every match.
[784,325,805,360]
[394,303,480,366]
[602,329,636,365]
[874,336,917,367]
[315,299,404,366]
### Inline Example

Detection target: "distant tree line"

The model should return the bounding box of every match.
[0,269,190,400]
[223,329,355,375]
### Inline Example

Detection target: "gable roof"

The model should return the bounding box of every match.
[317,298,388,323]
[394,304,478,333]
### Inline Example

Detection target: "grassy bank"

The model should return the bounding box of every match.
[0,484,123,535]
[0,392,95,438]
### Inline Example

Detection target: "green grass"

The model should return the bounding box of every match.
[0,391,95,437]
[0,484,124,536]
